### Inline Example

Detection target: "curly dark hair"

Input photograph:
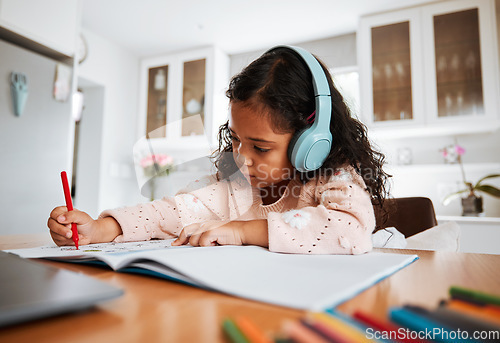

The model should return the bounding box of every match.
[211,47,390,206]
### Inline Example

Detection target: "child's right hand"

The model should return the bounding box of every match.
[47,206,99,246]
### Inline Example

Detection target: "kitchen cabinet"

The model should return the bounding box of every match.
[358,0,499,138]
[138,46,230,148]
[0,0,80,58]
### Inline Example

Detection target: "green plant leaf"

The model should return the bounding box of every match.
[442,189,468,206]
[475,184,500,198]
[475,174,500,188]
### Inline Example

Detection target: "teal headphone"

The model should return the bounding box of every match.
[266,46,332,173]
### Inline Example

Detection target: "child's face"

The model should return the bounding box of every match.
[229,101,294,188]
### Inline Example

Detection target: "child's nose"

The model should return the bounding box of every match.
[234,145,252,165]
[236,153,252,167]
[243,156,253,167]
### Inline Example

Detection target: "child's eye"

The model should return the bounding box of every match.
[229,134,239,142]
[254,146,270,153]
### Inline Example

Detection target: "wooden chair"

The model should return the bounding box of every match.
[373,197,438,238]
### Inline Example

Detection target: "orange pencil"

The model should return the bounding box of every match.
[235,317,272,343]
[445,299,500,326]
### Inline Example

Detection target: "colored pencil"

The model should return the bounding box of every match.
[61,171,79,249]
[325,309,372,333]
[450,286,500,307]
[354,310,431,343]
[223,318,250,343]
[300,318,351,343]
[444,299,500,326]
[389,307,480,343]
[403,304,500,340]
[235,316,273,343]
[310,312,374,343]
[282,319,330,343]
[433,306,500,332]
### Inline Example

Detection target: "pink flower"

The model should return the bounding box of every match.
[140,154,173,168]
[140,155,154,168]
[455,145,466,156]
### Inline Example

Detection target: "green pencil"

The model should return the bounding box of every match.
[222,318,249,343]
[450,286,500,306]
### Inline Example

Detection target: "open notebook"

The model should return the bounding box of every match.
[6,239,418,311]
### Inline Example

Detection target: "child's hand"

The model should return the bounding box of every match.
[171,220,242,247]
[171,219,268,247]
[47,206,96,246]
[47,206,122,246]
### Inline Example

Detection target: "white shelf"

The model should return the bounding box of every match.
[369,120,500,141]
[386,163,500,174]
[437,215,500,224]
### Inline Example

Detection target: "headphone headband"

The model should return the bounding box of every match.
[267,45,331,97]
[265,45,333,172]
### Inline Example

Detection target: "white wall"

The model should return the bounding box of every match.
[375,131,500,217]
[78,28,144,214]
[230,34,357,77]
[73,80,104,217]
[0,40,72,235]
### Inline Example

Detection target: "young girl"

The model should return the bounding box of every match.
[47,46,389,254]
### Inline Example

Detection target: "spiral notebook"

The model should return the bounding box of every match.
[6,240,418,311]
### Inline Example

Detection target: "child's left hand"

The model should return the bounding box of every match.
[171,219,268,247]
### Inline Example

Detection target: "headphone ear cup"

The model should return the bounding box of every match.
[306,136,331,170]
[288,128,332,172]
[287,128,305,168]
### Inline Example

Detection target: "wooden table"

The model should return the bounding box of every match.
[1,233,500,343]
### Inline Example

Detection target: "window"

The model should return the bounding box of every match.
[330,67,360,117]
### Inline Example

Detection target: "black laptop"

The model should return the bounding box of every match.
[0,250,123,327]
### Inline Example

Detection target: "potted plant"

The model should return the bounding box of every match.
[442,143,500,216]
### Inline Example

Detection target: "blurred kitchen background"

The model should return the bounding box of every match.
[1,0,499,253]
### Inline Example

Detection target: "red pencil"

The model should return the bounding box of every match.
[61,171,79,249]
[353,310,432,343]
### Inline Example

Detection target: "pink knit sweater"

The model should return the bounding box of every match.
[100,166,375,254]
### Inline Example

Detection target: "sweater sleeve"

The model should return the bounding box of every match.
[99,175,223,243]
[267,167,375,254]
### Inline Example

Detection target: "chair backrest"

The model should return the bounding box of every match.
[373,197,438,238]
